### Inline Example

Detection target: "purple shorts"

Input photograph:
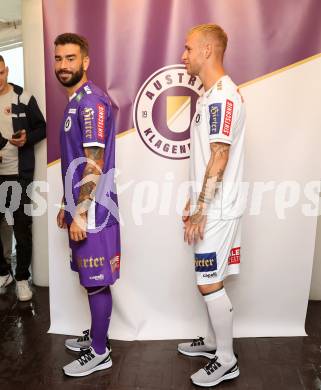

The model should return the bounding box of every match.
[69,223,121,287]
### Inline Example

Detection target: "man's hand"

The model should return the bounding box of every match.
[57,208,67,229]
[182,199,191,224]
[69,213,87,242]
[184,205,207,245]
[9,130,27,147]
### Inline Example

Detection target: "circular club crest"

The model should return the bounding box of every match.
[133,64,204,160]
[64,116,72,132]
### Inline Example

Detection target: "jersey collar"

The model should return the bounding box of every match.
[68,81,91,102]
[204,75,229,99]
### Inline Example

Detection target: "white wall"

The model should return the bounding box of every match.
[0,46,24,87]
[22,0,48,286]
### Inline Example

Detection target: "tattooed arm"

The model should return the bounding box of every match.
[192,142,229,221]
[184,142,230,245]
[69,147,105,241]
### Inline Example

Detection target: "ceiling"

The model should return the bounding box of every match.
[0,0,22,49]
[0,0,21,23]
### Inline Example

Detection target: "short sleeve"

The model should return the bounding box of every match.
[79,98,108,148]
[206,93,240,145]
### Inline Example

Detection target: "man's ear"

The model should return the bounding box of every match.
[83,56,90,72]
[204,43,212,59]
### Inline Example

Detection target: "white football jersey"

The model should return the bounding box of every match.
[189,75,246,219]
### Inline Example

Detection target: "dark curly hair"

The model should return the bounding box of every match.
[54,33,89,56]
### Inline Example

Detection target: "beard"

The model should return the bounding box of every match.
[55,65,84,87]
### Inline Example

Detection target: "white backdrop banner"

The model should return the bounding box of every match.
[43,0,321,339]
[48,56,321,339]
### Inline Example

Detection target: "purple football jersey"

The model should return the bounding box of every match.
[60,81,119,229]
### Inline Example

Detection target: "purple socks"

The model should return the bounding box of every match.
[87,286,112,355]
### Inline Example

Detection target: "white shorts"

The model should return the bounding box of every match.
[194,218,241,285]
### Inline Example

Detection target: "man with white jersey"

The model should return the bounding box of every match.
[178,24,246,387]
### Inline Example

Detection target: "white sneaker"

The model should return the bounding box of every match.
[191,355,239,387]
[16,280,33,301]
[178,336,216,359]
[0,273,13,288]
[63,347,112,377]
[65,329,112,353]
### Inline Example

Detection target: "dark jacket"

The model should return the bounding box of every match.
[0,83,46,179]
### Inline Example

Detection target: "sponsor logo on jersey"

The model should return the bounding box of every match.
[83,107,94,139]
[84,85,92,94]
[76,256,105,269]
[202,272,217,279]
[133,64,204,160]
[97,104,105,141]
[89,274,104,281]
[64,116,72,132]
[228,247,240,265]
[110,254,120,273]
[195,252,217,272]
[208,103,221,135]
[68,108,77,114]
[222,99,233,136]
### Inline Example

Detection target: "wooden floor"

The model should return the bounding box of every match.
[0,285,321,390]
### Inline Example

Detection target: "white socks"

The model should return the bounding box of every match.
[204,306,217,348]
[204,288,235,364]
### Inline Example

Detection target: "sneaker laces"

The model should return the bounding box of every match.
[77,348,95,366]
[191,336,205,347]
[77,329,90,342]
[204,356,221,375]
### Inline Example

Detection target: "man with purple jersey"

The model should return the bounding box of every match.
[54,33,120,377]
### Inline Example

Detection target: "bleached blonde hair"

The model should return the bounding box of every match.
[188,24,228,57]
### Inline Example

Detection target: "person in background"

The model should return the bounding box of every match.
[0,218,13,269]
[0,55,46,301]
